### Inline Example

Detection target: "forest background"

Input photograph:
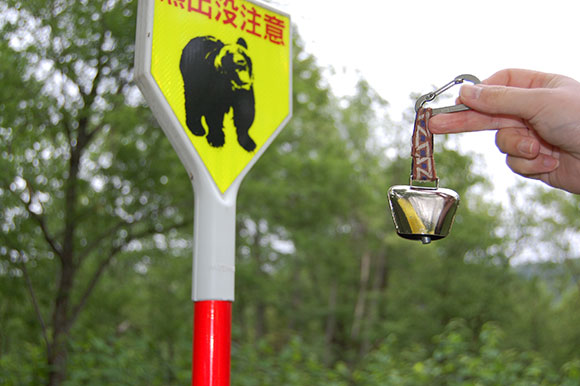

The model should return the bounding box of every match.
[2,0,580,385]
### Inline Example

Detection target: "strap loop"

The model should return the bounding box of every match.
[411,107,437,184]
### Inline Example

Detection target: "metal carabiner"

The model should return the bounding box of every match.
[414,74,481,115]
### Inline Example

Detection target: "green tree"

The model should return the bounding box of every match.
[3,1,580,383]
[235,32,398,368]
[0,0,191,383]
[354,319,580,385]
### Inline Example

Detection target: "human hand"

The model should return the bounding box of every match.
[429,69,580,194]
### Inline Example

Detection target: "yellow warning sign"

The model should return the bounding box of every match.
[150,0,291,193]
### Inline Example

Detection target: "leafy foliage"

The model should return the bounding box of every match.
[1,2,580,385]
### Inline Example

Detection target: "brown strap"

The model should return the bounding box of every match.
[411,107,437,182]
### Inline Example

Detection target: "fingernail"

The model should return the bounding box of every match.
[517,139,534,155]
[460,84,483,100]
[542,156,559,169]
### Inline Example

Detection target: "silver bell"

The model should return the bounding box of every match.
[387,74,479,244]
[388,185,459,244]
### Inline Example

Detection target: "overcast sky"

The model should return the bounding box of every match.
[272,0,580,199]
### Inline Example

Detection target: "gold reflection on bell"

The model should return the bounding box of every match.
[387,185,460,244]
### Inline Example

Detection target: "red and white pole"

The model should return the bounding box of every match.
[190,184,237,385]
[193,301,232,386]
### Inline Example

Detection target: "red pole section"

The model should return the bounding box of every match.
[193,300,232,386]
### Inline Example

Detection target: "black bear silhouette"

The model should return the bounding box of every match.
[180,36,256,152]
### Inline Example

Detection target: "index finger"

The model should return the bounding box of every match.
[483,68,558,89]
[429,109,526,134]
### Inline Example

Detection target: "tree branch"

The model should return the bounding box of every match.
[76,219,127,263]
[68,217,192,328]
[2,233,53,356]
[64,111,75,145]
[3,179,63,259]
[67,244,121,329]
[19,254,51,357]
[77,201,189,263]
[84,69,133,147]
[76,31,106,148]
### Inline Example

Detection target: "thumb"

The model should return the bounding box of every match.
[459,83,545,120]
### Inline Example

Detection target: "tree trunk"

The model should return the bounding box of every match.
[47,261,76,385]
[287,268,302,331]
[323,279,338,365]
[361,253,388,355]
[252,223,267,339]
[351,251,371,340]
[47,140,81,385]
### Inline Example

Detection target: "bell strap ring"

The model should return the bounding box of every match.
[410,74,481,186]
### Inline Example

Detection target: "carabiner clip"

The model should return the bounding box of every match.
[414,74,481,115]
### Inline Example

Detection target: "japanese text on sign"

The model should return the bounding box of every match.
[159,0,287,45]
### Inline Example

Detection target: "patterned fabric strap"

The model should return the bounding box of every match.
[411,107,437,183]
